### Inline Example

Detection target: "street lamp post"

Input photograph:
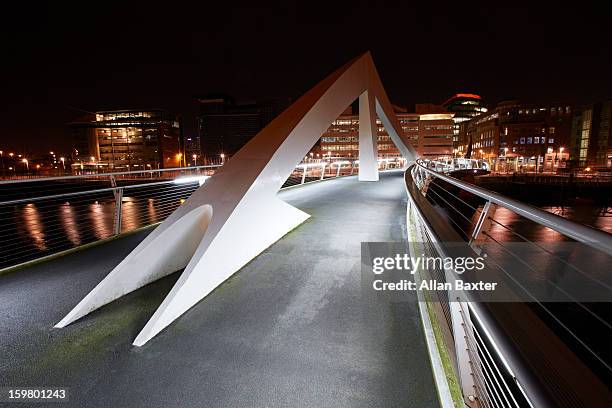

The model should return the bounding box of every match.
[193,154,197,166]
[22,158,29,175]
[60,157,66,173]
[220,153,225,165]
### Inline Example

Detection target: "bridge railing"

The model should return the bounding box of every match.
[0,159,406,272]
[0,165,221,271]
[406,159,612,408]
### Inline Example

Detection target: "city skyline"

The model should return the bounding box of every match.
[1,2,611,153]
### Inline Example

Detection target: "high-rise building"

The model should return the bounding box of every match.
[570,101,612,169]
[442,93,488,148]
[196,95,285,163]
[69,109,183,170]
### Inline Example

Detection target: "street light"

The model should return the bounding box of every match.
[220,153,225,164]
[60,157,65,172]
[192,154,197,166]
[22,158,29,173]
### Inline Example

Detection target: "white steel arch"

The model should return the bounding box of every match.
[56,52,417,345]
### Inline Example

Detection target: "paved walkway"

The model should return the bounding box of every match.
[0,170,438,408]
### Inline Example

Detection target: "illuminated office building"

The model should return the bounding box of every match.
[314,106,453,160]
[457,100,573,171]
[70,110,183,170]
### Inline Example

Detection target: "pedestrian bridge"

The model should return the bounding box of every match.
[2,165,611,407]
[1,171,441,407]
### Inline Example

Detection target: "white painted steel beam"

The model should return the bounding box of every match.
[358,90,379,181]
[56,52,418,346]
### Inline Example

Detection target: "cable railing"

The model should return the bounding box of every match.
[0,165,218,271]
[0,159,406,272]
[405,159,612,408]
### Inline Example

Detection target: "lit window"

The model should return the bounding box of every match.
[534,137,540,144]
[527,137,532,144]
[548,138,554,143]
[549,127,555,134]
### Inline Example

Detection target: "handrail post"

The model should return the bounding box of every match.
[109,174,117,189]
[301,165,307,184]
[320,163,326,180]
[113,187,124,235]
[469,200,493,244]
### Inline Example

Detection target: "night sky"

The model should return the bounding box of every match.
[2,1,611,154]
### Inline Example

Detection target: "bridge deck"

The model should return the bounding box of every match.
[0,170,437,407]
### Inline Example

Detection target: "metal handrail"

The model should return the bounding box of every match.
[0,180,185,206]
[405,165,543,407]
[0,164,222,185]
[415,159,612,256]
[407,161,612,407]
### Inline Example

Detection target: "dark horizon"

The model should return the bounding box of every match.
[2,1,611,154]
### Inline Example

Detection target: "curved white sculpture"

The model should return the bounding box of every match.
[56,52,417,346]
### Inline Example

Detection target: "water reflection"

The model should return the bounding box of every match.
[147,198,158,223]
[22,203,46,251]
[89,201,113,240]
[121,196,140,232]
[60,202,81,246]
